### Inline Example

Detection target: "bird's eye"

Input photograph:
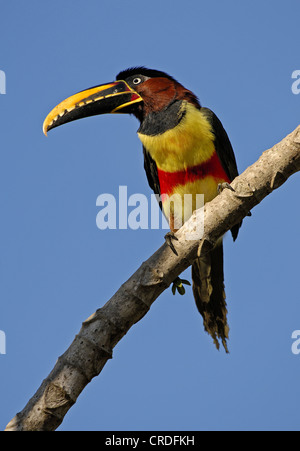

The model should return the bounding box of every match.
[132,77,142,85]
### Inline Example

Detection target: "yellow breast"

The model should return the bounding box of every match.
[137,102,215,172]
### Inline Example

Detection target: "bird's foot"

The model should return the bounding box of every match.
[217,182,235,194]
[164,231,179,256]
[217,182,252,216]
[171,277,191,296]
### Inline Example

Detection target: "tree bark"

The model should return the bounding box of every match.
[5,125,300,431]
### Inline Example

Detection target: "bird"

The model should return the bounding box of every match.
[43,67,242,352]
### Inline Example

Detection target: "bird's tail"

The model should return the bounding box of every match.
[191,241,229,352]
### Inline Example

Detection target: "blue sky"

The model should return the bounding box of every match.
[0,0,299,431]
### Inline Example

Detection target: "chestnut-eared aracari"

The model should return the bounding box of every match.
[43,67,242,352]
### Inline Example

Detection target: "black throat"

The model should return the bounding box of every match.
[137,99,186,136]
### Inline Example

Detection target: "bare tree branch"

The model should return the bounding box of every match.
[5,125,300,431]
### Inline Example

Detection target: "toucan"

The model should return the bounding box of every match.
[43,67,242,352]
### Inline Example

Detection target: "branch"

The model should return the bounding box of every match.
[5,125,300,431]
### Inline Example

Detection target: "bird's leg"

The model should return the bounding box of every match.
[164,214,178,255]
[165,215,191,295]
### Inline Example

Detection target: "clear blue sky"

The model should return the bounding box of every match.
[1,0,299,431]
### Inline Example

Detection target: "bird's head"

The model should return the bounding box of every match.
[43,67,200,135]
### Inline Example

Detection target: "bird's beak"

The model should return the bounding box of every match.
[43,80,143,136]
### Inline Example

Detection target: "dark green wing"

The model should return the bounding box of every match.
[201,107,242,241]
[201,107,239,181]
[143,145,162,210]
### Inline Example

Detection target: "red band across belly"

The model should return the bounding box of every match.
[157,151,230,195]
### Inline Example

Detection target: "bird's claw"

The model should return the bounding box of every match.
[217,182,252,216]
[217,182,235,194]
[171,277,191,296]
[164,231,179,256]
